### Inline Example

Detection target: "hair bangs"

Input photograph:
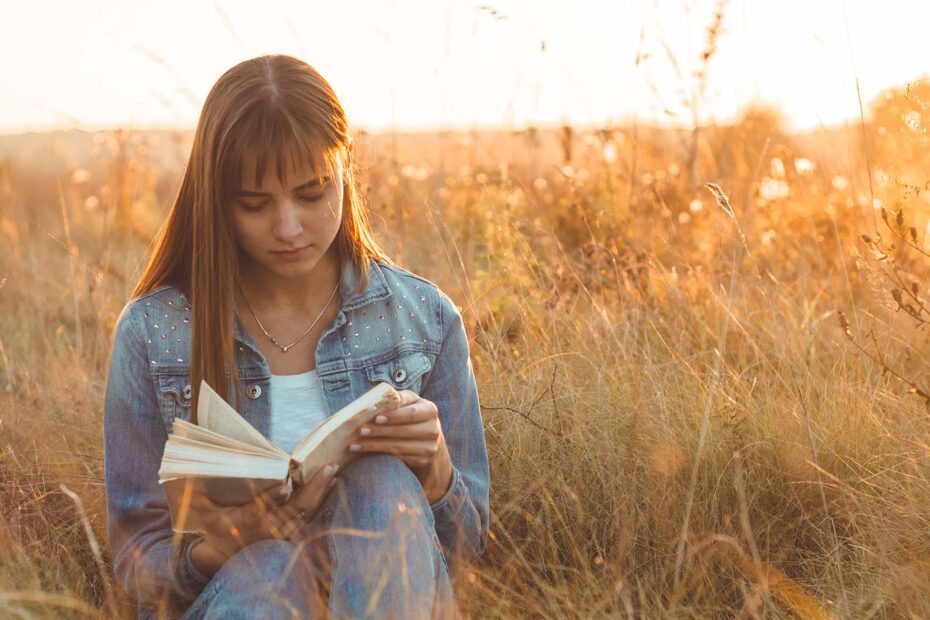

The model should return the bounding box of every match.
[221,105,340,200]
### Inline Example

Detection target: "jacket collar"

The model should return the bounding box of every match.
[338,254,391,310]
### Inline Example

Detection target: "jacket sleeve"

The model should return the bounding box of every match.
[421,292,491,569]
[103,302,211,612]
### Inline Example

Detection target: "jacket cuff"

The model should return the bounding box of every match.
[429,465,467,524]
[177,534,212,594]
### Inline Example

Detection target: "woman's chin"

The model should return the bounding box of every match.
[241,243,339,281]
[268,254,333,280]
[270,260,317,278]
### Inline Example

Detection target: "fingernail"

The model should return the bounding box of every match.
[331,464,340,474]
[359,427,370,436]
[375,415,387,424]
[323,464,334,477]
[329,477,338,487]
[350,443,361,451]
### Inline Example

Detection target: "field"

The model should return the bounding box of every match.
[1,83,930,618]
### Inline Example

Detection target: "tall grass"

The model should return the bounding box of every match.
[1,86,930,617]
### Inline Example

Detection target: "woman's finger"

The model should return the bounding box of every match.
[372,398,438,426]
[253,483,291,508]
[287,463,339,515]
[225,483,288,533]
[277,515,304,541]
[348,438,438,457]
[399,455,433,468]
[356,418,439,440]
[394,389,421,408]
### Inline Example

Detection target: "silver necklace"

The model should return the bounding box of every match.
[239,280,340,353]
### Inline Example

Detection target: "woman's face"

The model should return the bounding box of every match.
[230,150,344,281]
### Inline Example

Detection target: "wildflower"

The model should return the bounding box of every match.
[602,142,617,163]
[770,157,786,179]
[70,168,90,184]
[759,177,789,201]
[794,158,815,175]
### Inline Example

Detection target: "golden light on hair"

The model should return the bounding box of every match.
[132,54,395,421]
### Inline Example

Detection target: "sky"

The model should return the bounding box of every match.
[2,0,927,135]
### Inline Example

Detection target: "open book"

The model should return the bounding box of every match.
[158,379,402,533]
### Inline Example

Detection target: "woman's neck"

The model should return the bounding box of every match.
[237,248,342,314]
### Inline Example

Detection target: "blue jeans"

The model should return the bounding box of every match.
[178,455,459,619]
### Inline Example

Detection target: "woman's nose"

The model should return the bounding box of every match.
[273,200,303,240]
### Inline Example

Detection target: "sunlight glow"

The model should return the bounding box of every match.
[1,0,928,134]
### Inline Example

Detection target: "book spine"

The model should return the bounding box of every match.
[287,459,302,487]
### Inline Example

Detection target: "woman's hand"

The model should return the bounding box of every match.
[347,389,453,503]
[188,463,339,577]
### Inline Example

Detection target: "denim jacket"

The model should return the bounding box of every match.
[103,256,491,614]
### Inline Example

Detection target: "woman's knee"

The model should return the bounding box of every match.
[183,540,316,619]
[221,539,308,583]
[329,454,434,530]
[338,454,425,498]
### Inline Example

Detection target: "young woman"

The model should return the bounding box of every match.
[103,54,490,619]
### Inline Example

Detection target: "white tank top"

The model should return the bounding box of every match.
[268,369,330,454]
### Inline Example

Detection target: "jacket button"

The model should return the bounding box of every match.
[392,368,407,383]
[182,384,192,400]
[247,384,262,399]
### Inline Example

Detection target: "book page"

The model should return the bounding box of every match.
[171,418,279,457]
[197,380,286,457]
[159,437,290,477]
[164,432,281,460]
[289,382,401,484]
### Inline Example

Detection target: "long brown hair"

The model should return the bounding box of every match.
[133,54,394,420]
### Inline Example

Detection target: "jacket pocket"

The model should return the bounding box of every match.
[364,350,433,394]
[155,372,193,432]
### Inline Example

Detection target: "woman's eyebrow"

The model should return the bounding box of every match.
[233,175,331,198]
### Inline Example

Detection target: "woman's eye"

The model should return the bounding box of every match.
[240,202,266,212]
[299,193,324,202]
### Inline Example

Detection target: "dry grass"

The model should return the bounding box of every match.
[2,83,930,618]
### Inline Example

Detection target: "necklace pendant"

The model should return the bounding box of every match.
[240,279,340,359]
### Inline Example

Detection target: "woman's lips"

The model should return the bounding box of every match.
[271,244,311,260]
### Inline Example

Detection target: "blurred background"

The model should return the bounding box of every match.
[2,1,930,618]
[4,0,928,133]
